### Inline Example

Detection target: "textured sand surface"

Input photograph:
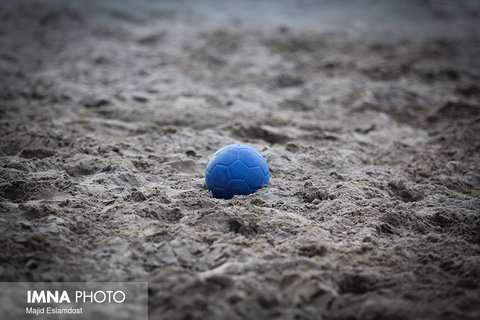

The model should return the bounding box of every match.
[1,1,479,319]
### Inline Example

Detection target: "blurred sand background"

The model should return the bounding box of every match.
[0,0,479,319]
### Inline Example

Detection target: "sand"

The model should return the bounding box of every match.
[0,0,479,319]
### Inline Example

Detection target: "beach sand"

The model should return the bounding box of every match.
[1,0,479,318]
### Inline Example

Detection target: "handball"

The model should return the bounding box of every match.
[205,144,269,199]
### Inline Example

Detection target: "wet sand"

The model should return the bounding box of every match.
[0,0,479,319]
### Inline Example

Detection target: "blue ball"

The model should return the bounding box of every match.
[205,144,269,199]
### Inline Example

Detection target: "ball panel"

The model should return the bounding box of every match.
[205,171,213,190]
[206,155,220,173]
[217,147,238,165]
[238,149,262,168]
[259,161,269,176]
[228,160,248,179]
[245,167,264,190]
[212,164,230,188]
[212,187,228,199]
[263,172,269,185]
[237,145,254,150]
[214,145,230,155]
[225,180,251,197]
